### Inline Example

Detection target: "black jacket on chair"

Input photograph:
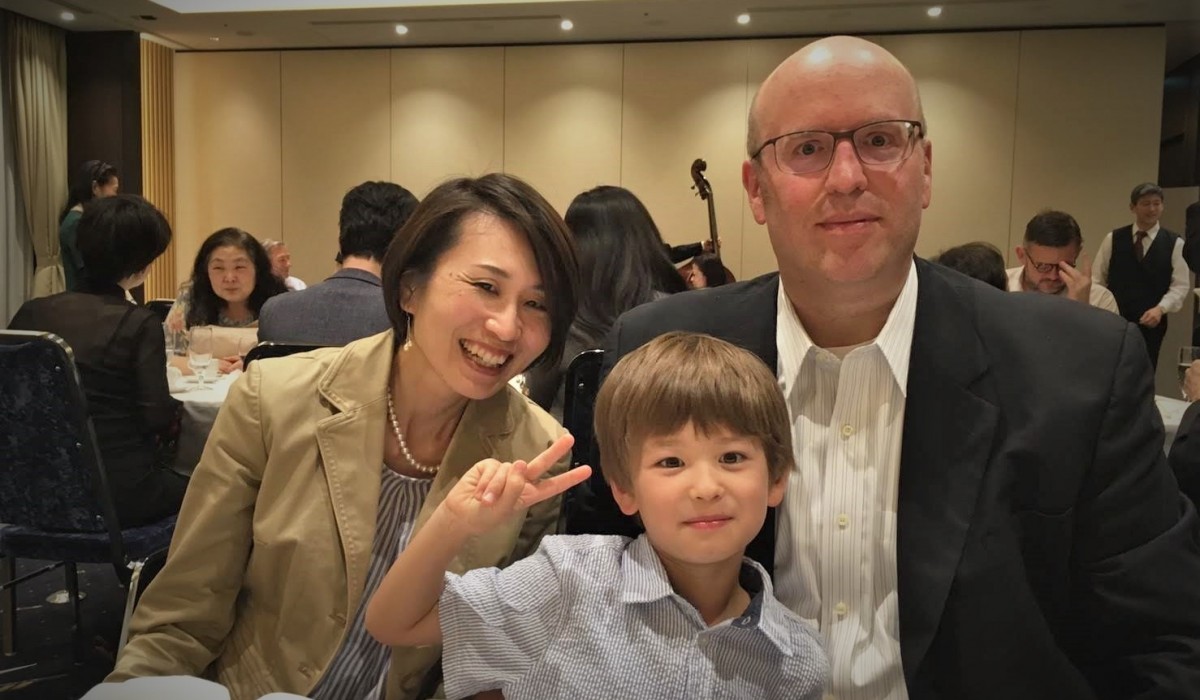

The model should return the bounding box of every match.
[9,287,186,528]
[594,258,1200,699]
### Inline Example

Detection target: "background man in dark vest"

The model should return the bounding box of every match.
[1092,182,1189,369]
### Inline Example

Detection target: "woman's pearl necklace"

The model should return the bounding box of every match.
[386,392,439,475]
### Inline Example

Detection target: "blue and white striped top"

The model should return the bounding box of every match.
[308,467,432,700]
[440,534,829,700]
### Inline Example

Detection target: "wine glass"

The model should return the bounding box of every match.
[1178,346,1200,400]
[163,323,176,364]
[188,326,214,389]
[237,335,258,363]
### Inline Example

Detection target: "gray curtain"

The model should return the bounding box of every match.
[6,11,66,300]
[1,10,33,323]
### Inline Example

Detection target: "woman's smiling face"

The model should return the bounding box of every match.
[401,212,552,401]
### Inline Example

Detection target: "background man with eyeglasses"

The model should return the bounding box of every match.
[594,35,1200,699]
[1092,182,1189,369]
[1007,209,1119,314]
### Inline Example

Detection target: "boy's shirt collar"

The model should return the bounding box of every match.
[618,534,798,656]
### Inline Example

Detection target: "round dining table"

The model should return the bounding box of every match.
[171,370,240,476]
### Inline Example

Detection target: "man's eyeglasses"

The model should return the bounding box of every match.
[750,120,924,175]
[1028,259,1075,274]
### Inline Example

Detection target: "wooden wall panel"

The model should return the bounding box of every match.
[174,51,282,283]
[390,47,504,199]
[621,41,752,278]
[504,44,623,216]
[140,39,175,299]
[281,49,391,284]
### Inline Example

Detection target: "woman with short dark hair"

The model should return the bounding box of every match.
[10,194,186,527]
[59,160,119,291]
[110,173,580,699]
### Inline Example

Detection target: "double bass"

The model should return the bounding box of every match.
[683,158,735,286]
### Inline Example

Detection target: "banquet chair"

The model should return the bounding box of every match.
[243,341,325,368]
[0,330,176,665]
[143,299,174,324]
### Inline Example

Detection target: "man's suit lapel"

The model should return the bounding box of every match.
[897,261,998,683]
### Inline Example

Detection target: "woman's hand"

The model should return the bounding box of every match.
[165,308,186,333]
[443,434,590,537]
[218,355,244,374]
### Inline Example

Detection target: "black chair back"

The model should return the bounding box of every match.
[143,299,174,324]
[562,349,604,470]
[244,341,324,367]
[0,332,123,548]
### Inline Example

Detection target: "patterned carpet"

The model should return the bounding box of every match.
[0,559,128,700]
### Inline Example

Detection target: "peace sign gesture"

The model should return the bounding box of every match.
[444,434,592,536]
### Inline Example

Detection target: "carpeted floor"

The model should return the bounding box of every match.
[0,559,128,700]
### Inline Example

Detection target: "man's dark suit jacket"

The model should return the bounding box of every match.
[8,288,186,527]
[257,268,390,346]
[597,258,1200,699]
[1168,402,1200,507]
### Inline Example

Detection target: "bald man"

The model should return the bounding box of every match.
[591,36,1200,699]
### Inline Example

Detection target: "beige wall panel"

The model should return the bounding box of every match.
[1010,27,1166,390]
[174,52,282,285]
[282,50,391,284]
[390,47,504,199]
[504,44,622,216]
[875,33,1020,261]
[1011,27,1164,262]
[621,41,752,279]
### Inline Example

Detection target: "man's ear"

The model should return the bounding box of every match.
[609,480,640,517]
[743,160,768,225]
[1015,246,1027,264]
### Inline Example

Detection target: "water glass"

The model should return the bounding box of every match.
[189,326,214,389]
[1179,346,1200,400]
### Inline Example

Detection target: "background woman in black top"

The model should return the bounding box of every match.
[525,185,685,418]
[10,194,187,527]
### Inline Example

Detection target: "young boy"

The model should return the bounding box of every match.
[365,331,828,699]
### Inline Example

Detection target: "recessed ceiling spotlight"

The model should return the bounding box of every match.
[927,6,943,18]
[209,36,220,42]
[560,19,574,31]
[737,13,751,25]
[60,11,75,21]
[395,23,409,35]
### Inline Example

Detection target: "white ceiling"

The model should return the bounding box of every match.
[2,0,1198,71]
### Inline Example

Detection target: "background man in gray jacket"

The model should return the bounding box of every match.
[258,181,418,346]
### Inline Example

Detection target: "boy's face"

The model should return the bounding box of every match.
[610,422,787,573]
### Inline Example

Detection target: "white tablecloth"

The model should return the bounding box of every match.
[82,676,309,699]
[172,371,238,475]
[1156,394,1189,455]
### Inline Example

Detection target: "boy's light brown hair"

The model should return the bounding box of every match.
[593,331,794,491]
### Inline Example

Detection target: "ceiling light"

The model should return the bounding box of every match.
[560,19,573,31]
[394,23,409,35]
[60,11,75,21]
[737,13,751,25]
[209,36,220,42]
[927,6,943,18]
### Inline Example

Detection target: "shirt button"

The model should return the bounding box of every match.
[840,424,854,438]
[834,602,848,618]
[836,513,849,529]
